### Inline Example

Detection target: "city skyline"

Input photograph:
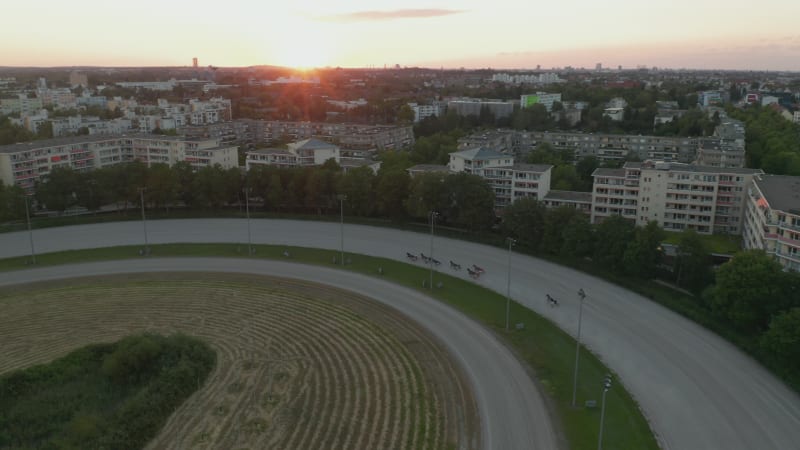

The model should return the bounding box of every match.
[2,0,800,71]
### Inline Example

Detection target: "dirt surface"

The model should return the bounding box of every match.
[0,273,479,450]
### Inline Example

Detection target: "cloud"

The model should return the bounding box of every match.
[317,9,464,23]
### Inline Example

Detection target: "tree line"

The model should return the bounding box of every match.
[0,160,498,232]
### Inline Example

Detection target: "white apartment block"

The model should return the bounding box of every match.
[591,165,641,224]
[0,135,237,192]
[0,94,43,116]
[743,174,800,272]
[256,121,414,150]
[245,138,341,170]
[542,190,593,214]
[521,93,562,112]
[409,102,446,123]
[592,161,762,235]
[448,147,551,208]
[447,99,514,119]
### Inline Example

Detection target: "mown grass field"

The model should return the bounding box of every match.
[0,275,477,450]
[0,243,659,450]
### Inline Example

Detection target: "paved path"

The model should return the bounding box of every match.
[2,219,800,449]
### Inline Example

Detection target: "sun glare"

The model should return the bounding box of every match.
[274,27,333,69]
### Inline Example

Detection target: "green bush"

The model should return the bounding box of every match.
[0,333,215,450]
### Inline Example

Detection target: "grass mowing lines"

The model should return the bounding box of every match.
[0,275,467,450]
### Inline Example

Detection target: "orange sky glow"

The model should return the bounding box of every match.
[2,0,800,71]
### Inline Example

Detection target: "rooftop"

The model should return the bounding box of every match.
[292,138,338,150]
[0,133,190,154]
[247,148,292,155]
[512,163,553,172]
[755,174,800,214]
[407,164,450,173]
[451,147,510,161]
[543,190,593,203]
[640,161,762,175]
[592,168,626,177]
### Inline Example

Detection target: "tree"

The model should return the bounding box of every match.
[575,156,599,191]
[708,250,788,334]
[760,307,800,378]
[375,169,410,221]
[442,172,495,231]
[0,184,27,222]
[675,229,713,292]
[540,206,582,254]
[192,165,228,208]
[560,213,593,257]
[501,197,546,250]
[34,167,80,213]
[623,221,665,279]
[396,104,415,124]
[172,162,197,208]
[265,172,283,211]
[338,166,376,216]
[592,215,635,273]
[405,173,448,219]
[551,165,580,191]
[146,164,179,212]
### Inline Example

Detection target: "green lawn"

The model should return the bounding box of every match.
[661,230,742,254]
[0,243,659,450]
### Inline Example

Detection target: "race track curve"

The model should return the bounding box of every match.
[1,219,800,449]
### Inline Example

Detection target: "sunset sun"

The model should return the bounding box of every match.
[275,30,333,69]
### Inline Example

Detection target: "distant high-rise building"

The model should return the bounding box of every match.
[192,57,198,68]
[536,64,541,70]
[618,65,622,71]
[596,62,602,71]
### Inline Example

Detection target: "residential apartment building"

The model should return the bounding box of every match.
[448,147,551,208]
[521,92,562,112]
[542,190,593,214]
[409,102,446,123]
[0,135,237,192]
[246,138,340,170]
[0,94,43,116]
[244,138,380,174]
[694,118,746,168]
[255,121,414,150]
[447,98,514,119]
[743,174,800,271]
[591,164,642,224]
[530,131,698,163]
[591,160,762,235]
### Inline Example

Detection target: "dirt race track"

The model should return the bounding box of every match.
[0,273,479,450]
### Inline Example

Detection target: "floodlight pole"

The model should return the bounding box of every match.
[138,187,149,254]
[429,211,438,289]
[24,194,36,264]
[505,237,516,331]
[244,187,252,254]
[338,194,347,265]
[572,288,587,407]
[598,375,612,450]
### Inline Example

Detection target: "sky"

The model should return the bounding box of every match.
[2,0,800,71]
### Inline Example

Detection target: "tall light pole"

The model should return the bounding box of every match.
[505,237,516,331]
[138,187,149,255]
[337,194,347,265]
[244,187,252,254]
[24,194,36,264]
[572,288,587,407]
[598,374,612,450]
[429,210,438,289]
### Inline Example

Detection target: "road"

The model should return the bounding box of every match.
[2,218,800,449]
